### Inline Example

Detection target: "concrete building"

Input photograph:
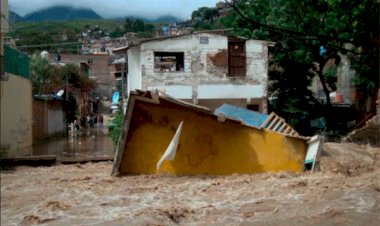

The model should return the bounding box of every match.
[115,31,269,112]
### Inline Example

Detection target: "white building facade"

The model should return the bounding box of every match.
[126,32,269,112]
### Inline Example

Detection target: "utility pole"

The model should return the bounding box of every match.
[65,70,68,101]
[121,61,126,114]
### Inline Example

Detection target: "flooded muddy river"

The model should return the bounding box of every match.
[1,143,379,225]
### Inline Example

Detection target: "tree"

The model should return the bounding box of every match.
[110,26,124,38]
[31,53,95,96]
[222,0,379,132]
[60,64,95,92]
[132,19,145,32]
[191,6,221,30]
[30,54,53,94]
[124,18,155,38]
[124,18,134,32]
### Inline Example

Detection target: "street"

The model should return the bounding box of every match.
[32,127,114,162]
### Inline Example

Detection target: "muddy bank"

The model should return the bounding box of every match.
[1,142,379,225]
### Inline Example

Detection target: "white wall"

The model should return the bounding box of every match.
[197,84,265,99]
[127,46,142,94]
[146,85,193,99]
[130,34,268,110]
[246,40,268,83]
[140,34,228,79]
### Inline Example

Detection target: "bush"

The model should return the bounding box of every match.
[108,111,124,145]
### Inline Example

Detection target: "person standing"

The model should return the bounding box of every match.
[86,114,91,128]
[99,114,104,129]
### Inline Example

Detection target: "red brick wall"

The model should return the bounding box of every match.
[50,54,111,82]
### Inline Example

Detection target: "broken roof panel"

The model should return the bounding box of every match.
[214,104,268,128]
[214,104,305,139]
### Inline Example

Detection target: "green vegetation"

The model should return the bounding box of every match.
[30,53,95,124]
[221,0,378,134]
[191,7,223,30]
[8,17,165,53]
[124,18,155,38]
[8,19,124,53]
[30,53,95,95]
[108,111,124,145]
[30,55,52,94]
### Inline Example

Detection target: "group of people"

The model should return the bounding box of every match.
[73,114,104,131]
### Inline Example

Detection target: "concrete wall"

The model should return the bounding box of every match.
[33,99,65,142]
[47,108,65,135]
[119,99,307,175]
[0,74,33,156]
[127,34,268,111]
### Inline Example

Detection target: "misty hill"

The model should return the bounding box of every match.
[23,6,102,22]
[9,11,23,23]
[115,15,180,23]
[145,15,180,23]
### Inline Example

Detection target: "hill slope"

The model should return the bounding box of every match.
[23,6,102,22]
[9,11,23,23]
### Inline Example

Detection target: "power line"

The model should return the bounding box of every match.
[17,42,83,48]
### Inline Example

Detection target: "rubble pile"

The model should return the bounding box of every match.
[343,116,380,147]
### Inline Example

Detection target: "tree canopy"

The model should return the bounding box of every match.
[30,54,95,95]
[124,18,155,37]
[191,6,222,30]
[222,0,379,134]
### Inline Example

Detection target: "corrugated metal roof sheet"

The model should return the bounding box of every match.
[261,112,300,137]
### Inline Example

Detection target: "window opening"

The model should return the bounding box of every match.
[154,52,184,72]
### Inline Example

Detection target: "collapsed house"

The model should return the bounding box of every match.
[112,90,322,176]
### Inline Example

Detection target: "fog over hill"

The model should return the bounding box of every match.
[9,0,219,20]
[21,6,102,22]
[10,6,181,23]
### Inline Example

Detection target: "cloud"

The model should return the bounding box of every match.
[9,0,220,20]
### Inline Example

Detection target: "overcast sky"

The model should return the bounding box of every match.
[9,0,220,20]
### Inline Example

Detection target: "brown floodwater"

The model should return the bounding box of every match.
[32,128,115,161]
[1,142,380,225]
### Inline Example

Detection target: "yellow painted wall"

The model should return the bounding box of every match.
[0,74,33,156]
[120,100,307,175]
